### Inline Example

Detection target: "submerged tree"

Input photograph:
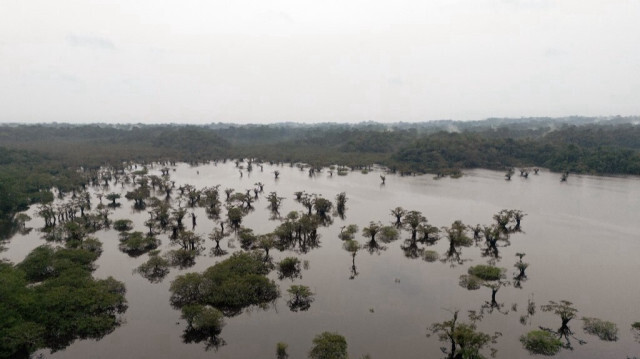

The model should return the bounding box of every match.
[441,220,473,266]
[362,221,382,242]
[459,265,510,315]
[208,228,229,257]
[513,253,529,288]
[276,342,289,359]
[427,310,500,359]
[313,197,333,218]
[391,207,406,228]
[480,225,510,260]
[343,239,361,279]
[119,231,160,257]
[106,192,121,207]
[125,186,150,209]
[335,192,348,217]
[403,210,426,241]
[135,250,170,283]
[362,223,397,254]
[180,304,226,351]
[266,192,284,214]
[286,285,314,312]
[172,230,204,252]
[164,248,198,269]
[537,300,585,351]
[257,234,276,260]
[338,224,358,241]
[1,245,128,358]
[113,219,133,232]
[277,257,302,281]
[309,332,348,359]
[226,206,244,232]
[169,251,279,317]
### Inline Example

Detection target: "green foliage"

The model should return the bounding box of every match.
[427,310,499,359]
[278,257,302,281]
[339,224,358,241]
[582,317,618,341]
[541,300,578,324]
[17,245,99,283]
[237,227,257,250]
[226,206,244,229]
[467,265,505,281]
[309,332,348,359]
[343,240,361,255]
[444,220,473,248]
[135,252,170,283]
[362,221,382,241]
[520,330,562,356]
[276,342,289,359]
[181,304,225,333]
[313,197,333,216]
[105,193,121,206]
[164,248,198,269]
[459,275,483,290]
[169,251,278,316]
[286,285,314,312]
[119,231,159,257]
[0,245,127,358]
[378,226,399,243]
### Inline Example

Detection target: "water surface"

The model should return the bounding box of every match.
[4,163,640,358]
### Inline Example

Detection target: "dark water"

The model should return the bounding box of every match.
[4,163,640,358]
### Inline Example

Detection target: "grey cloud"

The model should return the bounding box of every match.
[388,78,404,86]
[67,34,115,50]
[278,11,295,24]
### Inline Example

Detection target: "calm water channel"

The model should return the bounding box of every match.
[4,162,640,358]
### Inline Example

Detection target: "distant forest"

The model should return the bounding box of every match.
[1,116,640,231]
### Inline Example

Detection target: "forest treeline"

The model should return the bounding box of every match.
[1,118,640,227]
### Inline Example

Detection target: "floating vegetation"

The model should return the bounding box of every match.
[582,317,618,341]
[520,330,563,356]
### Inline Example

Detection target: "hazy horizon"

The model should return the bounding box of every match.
[2,0,639,124]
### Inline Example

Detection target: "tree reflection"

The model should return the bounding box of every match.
[362,222,397,255]
[426,309,501,359]
[165,249,198,269]
[539,300,586,351]
[180,305,226,351]
[513,253,529,289]
[277,257,302,281]
[343,240,361,279]
[286,285,314,312]
[134,250,170,283]
[459,265,510,316]
[440,221,472,266]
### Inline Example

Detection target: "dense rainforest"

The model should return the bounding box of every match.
[1,117,640,229]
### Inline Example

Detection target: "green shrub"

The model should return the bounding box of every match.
[309,332,348,359]
[582,317,618,341]
[170,251,278,316]
[520,330,562,356]
[459,275,482,290]
[278,257,302,280]
[467,265,504,281]
[113,219,133,232]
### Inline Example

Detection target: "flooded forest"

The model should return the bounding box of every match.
[1,119,640,359]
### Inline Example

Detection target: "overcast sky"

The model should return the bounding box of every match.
[1,0,639,124]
